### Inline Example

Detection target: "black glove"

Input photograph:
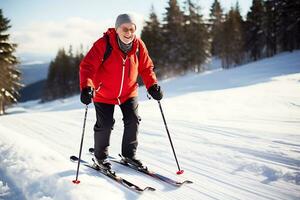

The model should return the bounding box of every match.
[80,87,94,105]
[148,84,163,100]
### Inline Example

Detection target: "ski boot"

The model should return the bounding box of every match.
[93,158,112,171]
[121,156,147,170]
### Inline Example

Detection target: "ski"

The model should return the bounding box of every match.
[70,155,156,193]
[89,148,193,187]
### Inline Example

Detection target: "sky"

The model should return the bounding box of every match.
[1,0,252,64]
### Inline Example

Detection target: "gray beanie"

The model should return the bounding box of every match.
[115,14,137,29]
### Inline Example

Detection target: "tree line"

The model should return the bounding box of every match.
[143,0,300,71]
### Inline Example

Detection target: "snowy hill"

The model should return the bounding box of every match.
[1,51,300,200]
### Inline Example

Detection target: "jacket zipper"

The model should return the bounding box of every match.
[128,59,131,77]
[117,56,127,104]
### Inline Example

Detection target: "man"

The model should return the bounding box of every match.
[79,14,163,170]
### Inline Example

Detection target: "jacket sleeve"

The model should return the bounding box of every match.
[79,37,105,90]
[137,39,158,89]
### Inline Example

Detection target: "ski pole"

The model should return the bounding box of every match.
[72,104,89,184]
[157,100,184,175]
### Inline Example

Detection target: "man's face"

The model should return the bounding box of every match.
[116,23,136,44]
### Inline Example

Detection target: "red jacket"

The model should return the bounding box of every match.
[80,28,157,105]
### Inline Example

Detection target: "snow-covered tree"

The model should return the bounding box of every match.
[0,9,22,115]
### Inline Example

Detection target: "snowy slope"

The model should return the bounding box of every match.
[1,51,300,200]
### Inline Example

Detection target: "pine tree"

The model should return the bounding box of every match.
[162,0,185,76]
[183,0,210,73]
[141,5,164,78]
[209,0,224,56]
[277,0,300,52]
[0,9,22,115]
[72,45,84,93]
[220,4,245,68]
[67,45,80,94]
[42,48,73,101]
[42,45,84,102]
[246,0,265,61]
[42,60,56,101]
[264,0,278,57]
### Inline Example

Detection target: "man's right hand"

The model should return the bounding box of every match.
[80,87,94,105]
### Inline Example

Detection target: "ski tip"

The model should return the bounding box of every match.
[72,180,80,184]
[145,186,156,191]
[89,148,94,153]
[176,170,184,175]
[70,156,78,161]
[183,180,193,184]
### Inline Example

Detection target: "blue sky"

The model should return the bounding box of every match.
[1,0,252,64]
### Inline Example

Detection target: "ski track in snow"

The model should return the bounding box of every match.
[1,51,300,199]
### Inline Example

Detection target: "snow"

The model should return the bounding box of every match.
[0,181,10,198]
[1,51,300,199]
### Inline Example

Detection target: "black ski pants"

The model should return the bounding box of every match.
[93,97,140,160]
